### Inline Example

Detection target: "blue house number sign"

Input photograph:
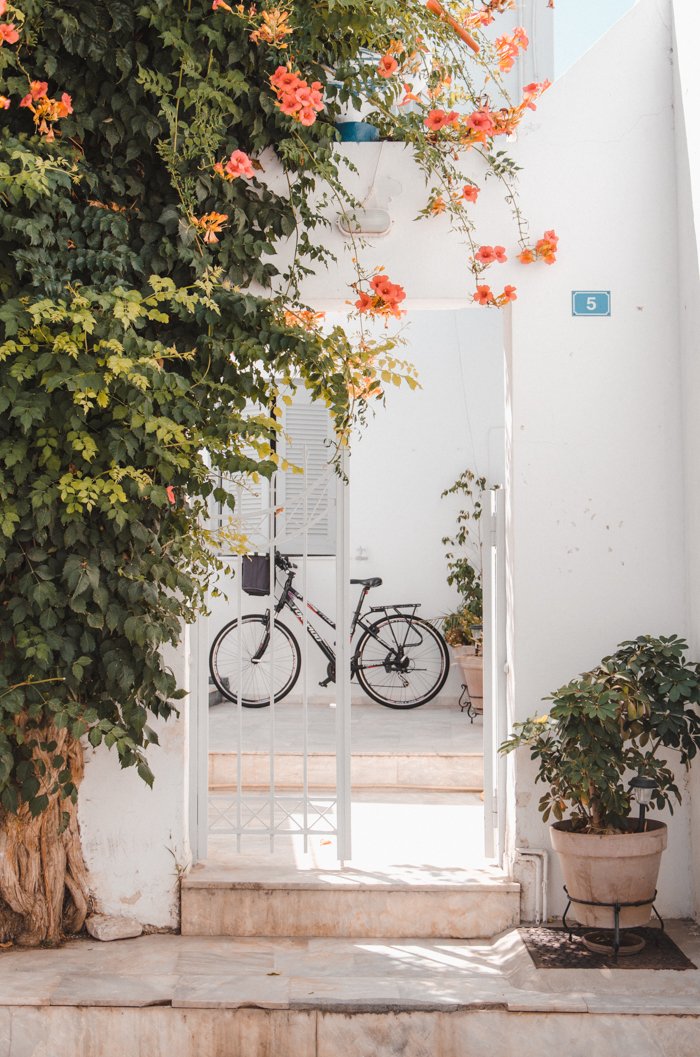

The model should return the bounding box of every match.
[572,290,611,317]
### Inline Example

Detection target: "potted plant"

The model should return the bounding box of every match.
[441,470,490,712]
[500,635,700,930]
[330,49,382,142]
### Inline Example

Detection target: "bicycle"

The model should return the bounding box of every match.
[209,552,450,710]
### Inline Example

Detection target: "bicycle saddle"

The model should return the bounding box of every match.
[350,577,383,588]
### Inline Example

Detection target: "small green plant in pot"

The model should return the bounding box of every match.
[441,470,490,710]
[500,635,700,928]
[443,607,482,649]
[441,469,487,634]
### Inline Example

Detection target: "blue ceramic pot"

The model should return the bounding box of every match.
[335,121,379,143]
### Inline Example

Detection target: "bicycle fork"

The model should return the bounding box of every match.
[250,611,273,664]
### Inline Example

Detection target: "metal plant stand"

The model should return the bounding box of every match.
[562,885,664,961]
[458,683,483,723]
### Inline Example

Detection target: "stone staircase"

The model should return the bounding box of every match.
[180,860,519,939]
[8,739,694,1054]
[209,749,484,792]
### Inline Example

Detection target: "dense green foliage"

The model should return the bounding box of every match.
[0,1,386,292]
[0,0,426,813]
[500,636,700,833]
[0,0,544,819]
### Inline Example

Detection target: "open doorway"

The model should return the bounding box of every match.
[202,305,506,872]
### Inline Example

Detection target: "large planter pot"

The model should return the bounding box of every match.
[550,819,667,928]
[452,646,483,713]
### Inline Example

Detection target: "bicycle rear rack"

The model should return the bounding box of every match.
[368,602,420,613]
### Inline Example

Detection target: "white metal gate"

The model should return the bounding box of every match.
[190,449,352,863]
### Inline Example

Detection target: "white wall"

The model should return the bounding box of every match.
[271,141,518,310]
[349,308,504,621]
[208,308,506,696]
[79,639,191,928]
[508,0,692,918]
[672,0,700,921]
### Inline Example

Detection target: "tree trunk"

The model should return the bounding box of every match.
[0,730,91,946]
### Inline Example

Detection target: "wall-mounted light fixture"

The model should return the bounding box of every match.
[338,192,392,238]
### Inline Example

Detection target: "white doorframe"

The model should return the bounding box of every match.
[482,486,508,864]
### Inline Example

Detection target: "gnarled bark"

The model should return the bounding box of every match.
[0,730,91,946]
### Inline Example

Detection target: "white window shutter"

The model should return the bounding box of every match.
[234,474,272,553]
[208,398,272,555]
[277,393,336,556]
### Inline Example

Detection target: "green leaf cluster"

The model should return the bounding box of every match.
[499,635,700,833]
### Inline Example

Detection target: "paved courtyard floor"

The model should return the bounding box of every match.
[3,920,699,1014]
[209,696,482,755]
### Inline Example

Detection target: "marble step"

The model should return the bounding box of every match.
[180,862,519,939]
[209,750,483,791]
[12,1004,700,1057]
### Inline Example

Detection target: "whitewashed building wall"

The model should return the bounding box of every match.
[508,0,693,918]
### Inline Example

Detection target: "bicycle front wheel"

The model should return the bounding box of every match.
[209,614,301,708]
[355,614,450,709]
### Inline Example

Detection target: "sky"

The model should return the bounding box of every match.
[554,0,636,77]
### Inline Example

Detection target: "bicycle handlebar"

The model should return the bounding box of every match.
[275,552,297,572]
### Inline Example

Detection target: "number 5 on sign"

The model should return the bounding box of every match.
[572,291,611,317]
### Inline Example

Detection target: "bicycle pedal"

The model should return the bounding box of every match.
[318,676,332,688]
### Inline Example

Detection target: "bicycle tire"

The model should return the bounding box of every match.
[354,614,450,709]
[209,614,301,708]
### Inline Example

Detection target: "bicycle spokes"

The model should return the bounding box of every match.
[210,615,301,708]
[355,615,450,709]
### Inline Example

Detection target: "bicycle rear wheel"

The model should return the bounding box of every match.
[354,614,450,708]
[209,614,301,707]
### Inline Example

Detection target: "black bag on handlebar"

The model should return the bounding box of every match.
[241,554,271,596]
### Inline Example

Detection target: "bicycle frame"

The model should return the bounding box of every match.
[211,556,448,713]
[270,569,422,677]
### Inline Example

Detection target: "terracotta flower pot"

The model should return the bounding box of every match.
[453,646,483,713]
[550,819,667,928]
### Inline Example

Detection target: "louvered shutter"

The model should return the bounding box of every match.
[233,474,272,553]
[209,470,271,556]
[207,399,272,556]
[277,393,336,556]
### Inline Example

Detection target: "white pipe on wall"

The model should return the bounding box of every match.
[514,848,549,925]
